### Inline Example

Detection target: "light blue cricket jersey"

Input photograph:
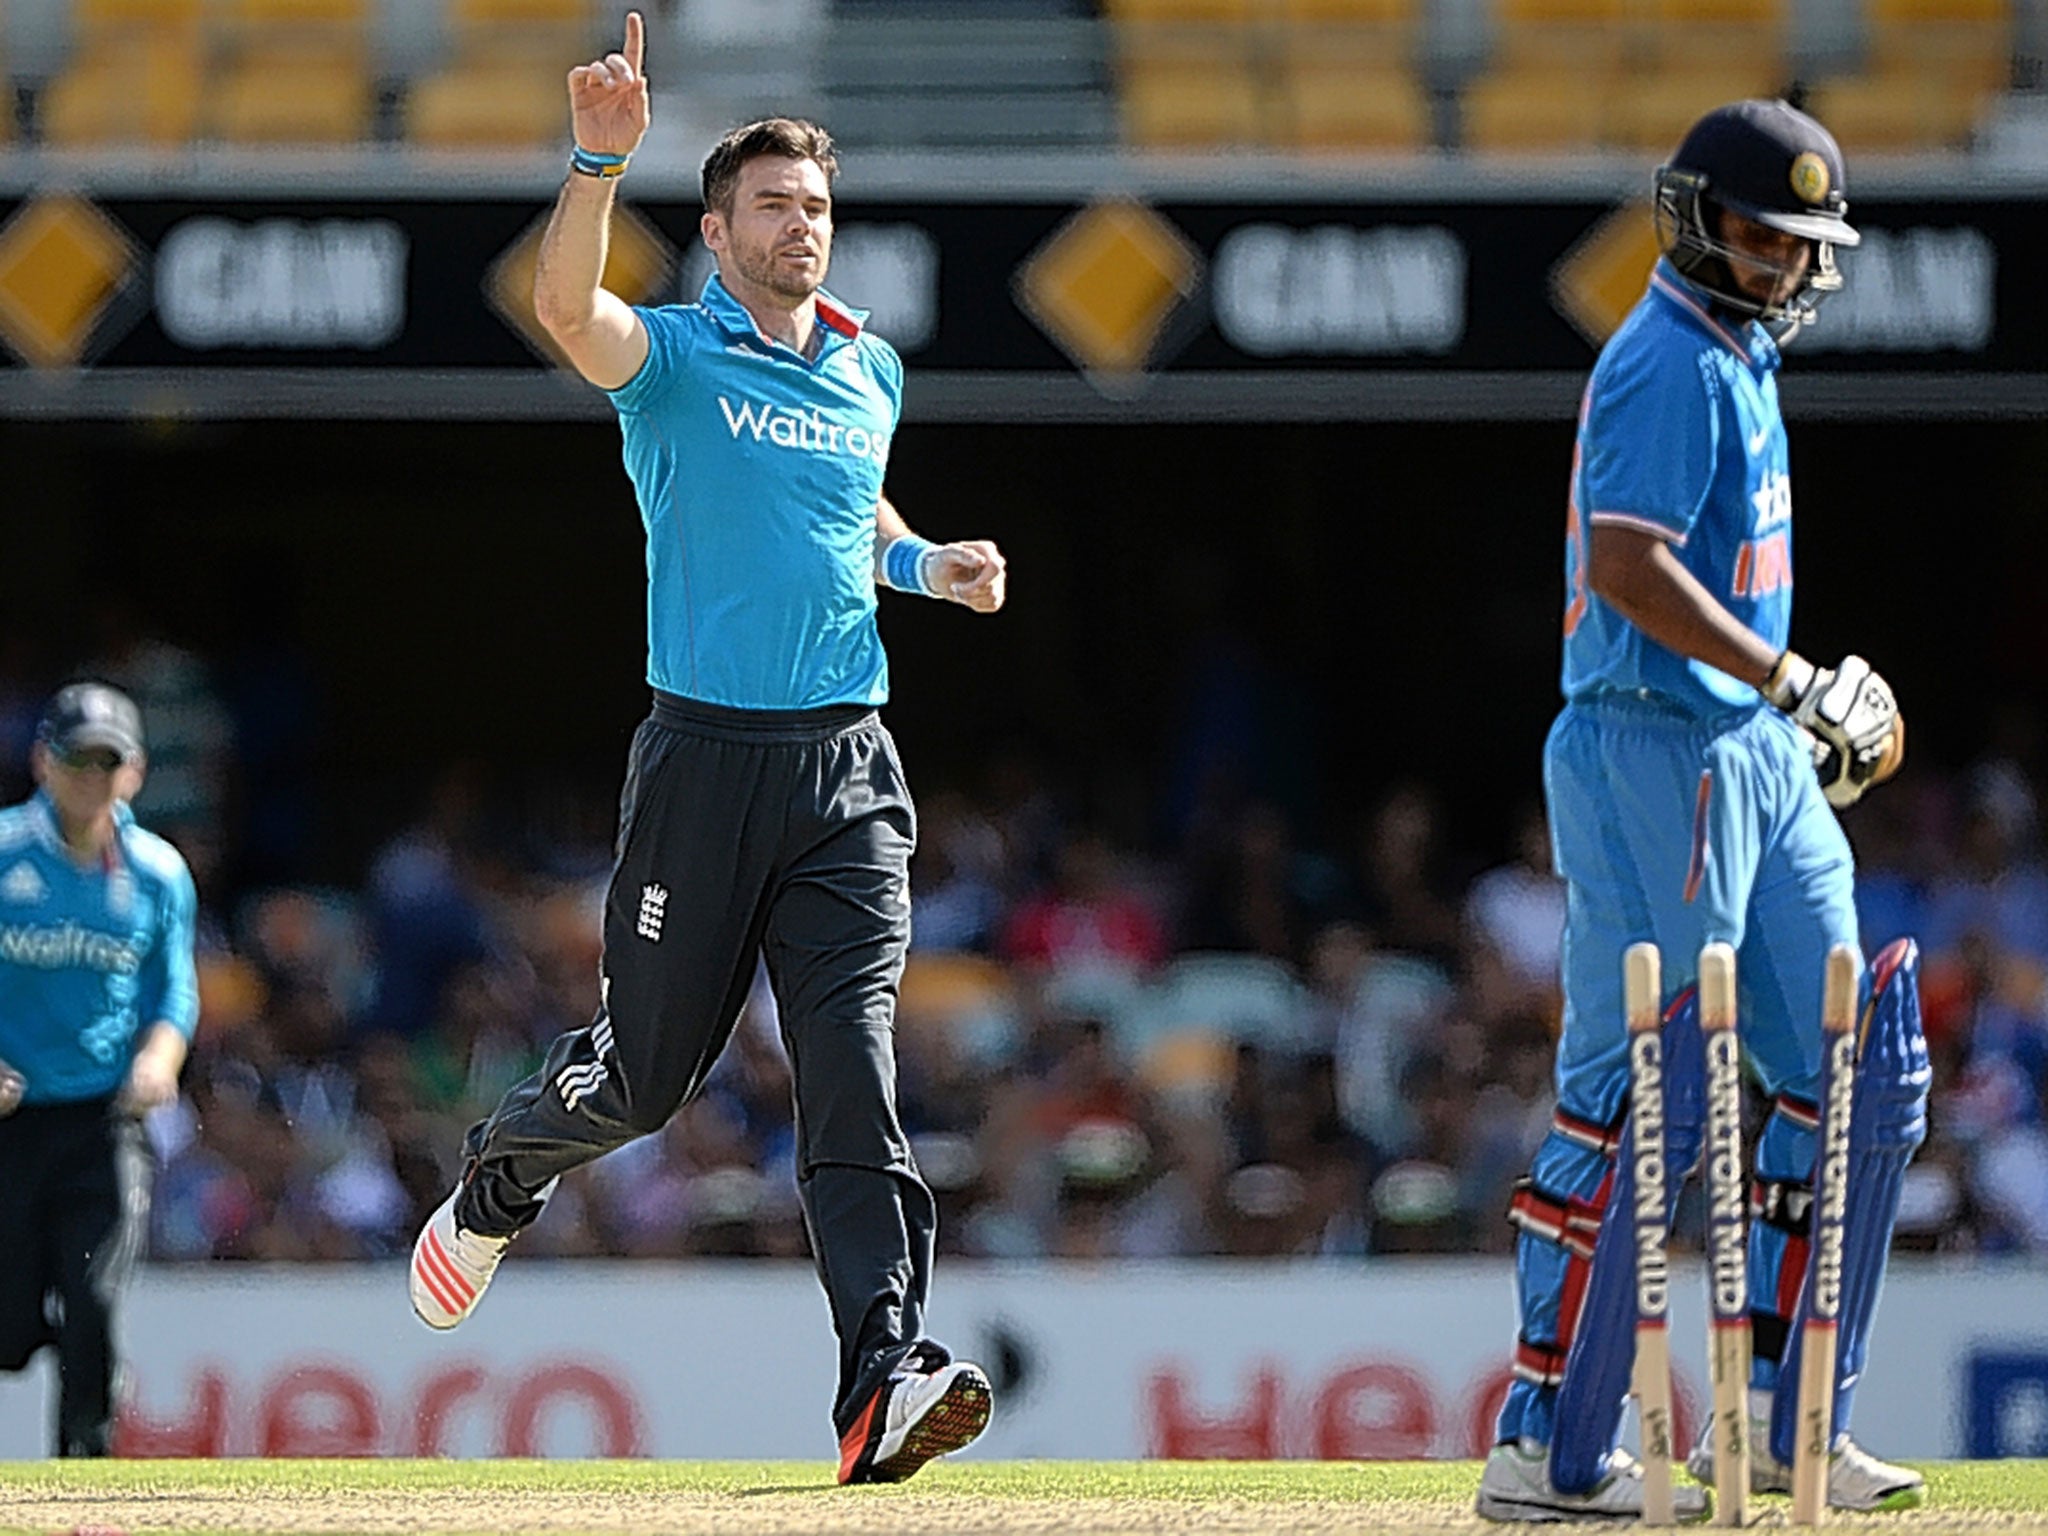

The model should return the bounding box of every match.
[0,793,199,1105]
[1562,260,1793,716]
[607,273,904,710]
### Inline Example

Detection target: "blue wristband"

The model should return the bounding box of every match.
[882,536,938,597]
[570,146,630,179]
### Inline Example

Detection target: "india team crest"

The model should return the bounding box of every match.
[1789,151,1831,206]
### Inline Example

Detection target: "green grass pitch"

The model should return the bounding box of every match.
[0,1458,2043,1534]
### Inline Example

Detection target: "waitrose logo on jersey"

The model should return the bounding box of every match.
[717,397,891,465]
[0,921,146,973]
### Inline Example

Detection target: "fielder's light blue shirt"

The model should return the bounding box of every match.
[1562,260,1793,716]
[0,793,199,1105]
[607,273,904,710]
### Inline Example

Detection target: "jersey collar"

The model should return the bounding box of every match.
[28,789,131,871]
[698,272,868,355]
[1648,260,1781,375]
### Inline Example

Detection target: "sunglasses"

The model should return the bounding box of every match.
[56,747,126,774]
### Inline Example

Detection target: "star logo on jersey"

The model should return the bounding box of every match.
[0,862,46,905]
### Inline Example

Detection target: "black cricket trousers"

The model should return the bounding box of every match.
[457,693,940,1435]
[0,1099,153,1455]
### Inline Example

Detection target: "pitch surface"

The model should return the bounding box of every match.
[1,1459,2044,1534]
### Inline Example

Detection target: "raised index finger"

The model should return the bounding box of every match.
[624,9,645,77]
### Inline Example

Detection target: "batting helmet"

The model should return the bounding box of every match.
[1653,98,1861,337]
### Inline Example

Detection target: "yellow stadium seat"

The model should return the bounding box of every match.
[408,60,567,148]
[1488,0,1634,75]
[1120,55,1271,145]
[1494,0,1633,27]
[203,0,373,141]
[207,55,374,142]
[1274,0,1422,64]
[73,0,205,31]
[219,0,369,21]
[1864,0,2012,87]
[1866,0,2011,66]
[40,36,206,145]
[445,0,594,63]
[1459,66,1614,150]
[1277,60,1425,149]
[1807,68,1998,149]
[1639,0,1786,73]
[1106,0,1274,18]
[1866,0,2005,20]
[451,0,591,16]
[1278,0,1417,20]
[1464,0,1629,157]
[214,0,370,65]
[1648,0,1780,20]
[1607,65,1787,150]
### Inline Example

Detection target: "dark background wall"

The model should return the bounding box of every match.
[3,412,2041,881]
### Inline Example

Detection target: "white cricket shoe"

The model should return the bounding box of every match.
[838,1360,993,1485]
[1477,1440,1712,1523]
[409,1187,511,1330]
[1686,1419,1927,1511]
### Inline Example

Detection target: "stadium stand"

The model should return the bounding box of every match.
[207,0,376,144]
[1805,0,2014,148]
[5,0,2030,155]
[1606,0,1792,150]
[1275,0,1435,152]
[406,0,594,150]
[1115,25,1269,146]
[1456,0,1630,151]
[38,0,208,147]
[814,9,1115,150]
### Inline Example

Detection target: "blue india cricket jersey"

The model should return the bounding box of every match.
[607,274,904,710]
[0,793,199,1105]
[1561,260,1793,714]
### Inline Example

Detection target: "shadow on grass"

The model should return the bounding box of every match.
[736,1482,839,1497]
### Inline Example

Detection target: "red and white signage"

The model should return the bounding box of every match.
[0,1260,2039,1460]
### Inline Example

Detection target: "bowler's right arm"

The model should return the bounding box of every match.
[533,10,652,390]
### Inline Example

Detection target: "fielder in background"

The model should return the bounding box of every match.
[1476,99,1928,1521]
[0,683,197,1456]
[409,11,1005,1484]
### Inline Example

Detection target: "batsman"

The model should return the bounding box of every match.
[1476,99,1931,1522]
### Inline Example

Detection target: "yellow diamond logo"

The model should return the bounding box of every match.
[0,194,143,369]
[486,203,679,368]
[1551,200,1662,349]
[1014,200,1202,383]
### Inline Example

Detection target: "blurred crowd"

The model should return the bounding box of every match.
[3,627,2046,1266]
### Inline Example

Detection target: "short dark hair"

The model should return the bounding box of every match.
[700,118,838,216]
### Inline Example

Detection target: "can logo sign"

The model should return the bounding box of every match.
[155,217,408,350]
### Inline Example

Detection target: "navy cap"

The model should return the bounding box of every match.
[1669,99,1860,247]
[37,682,145,762]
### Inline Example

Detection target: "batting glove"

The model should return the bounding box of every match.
[1764,651,1900,810]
